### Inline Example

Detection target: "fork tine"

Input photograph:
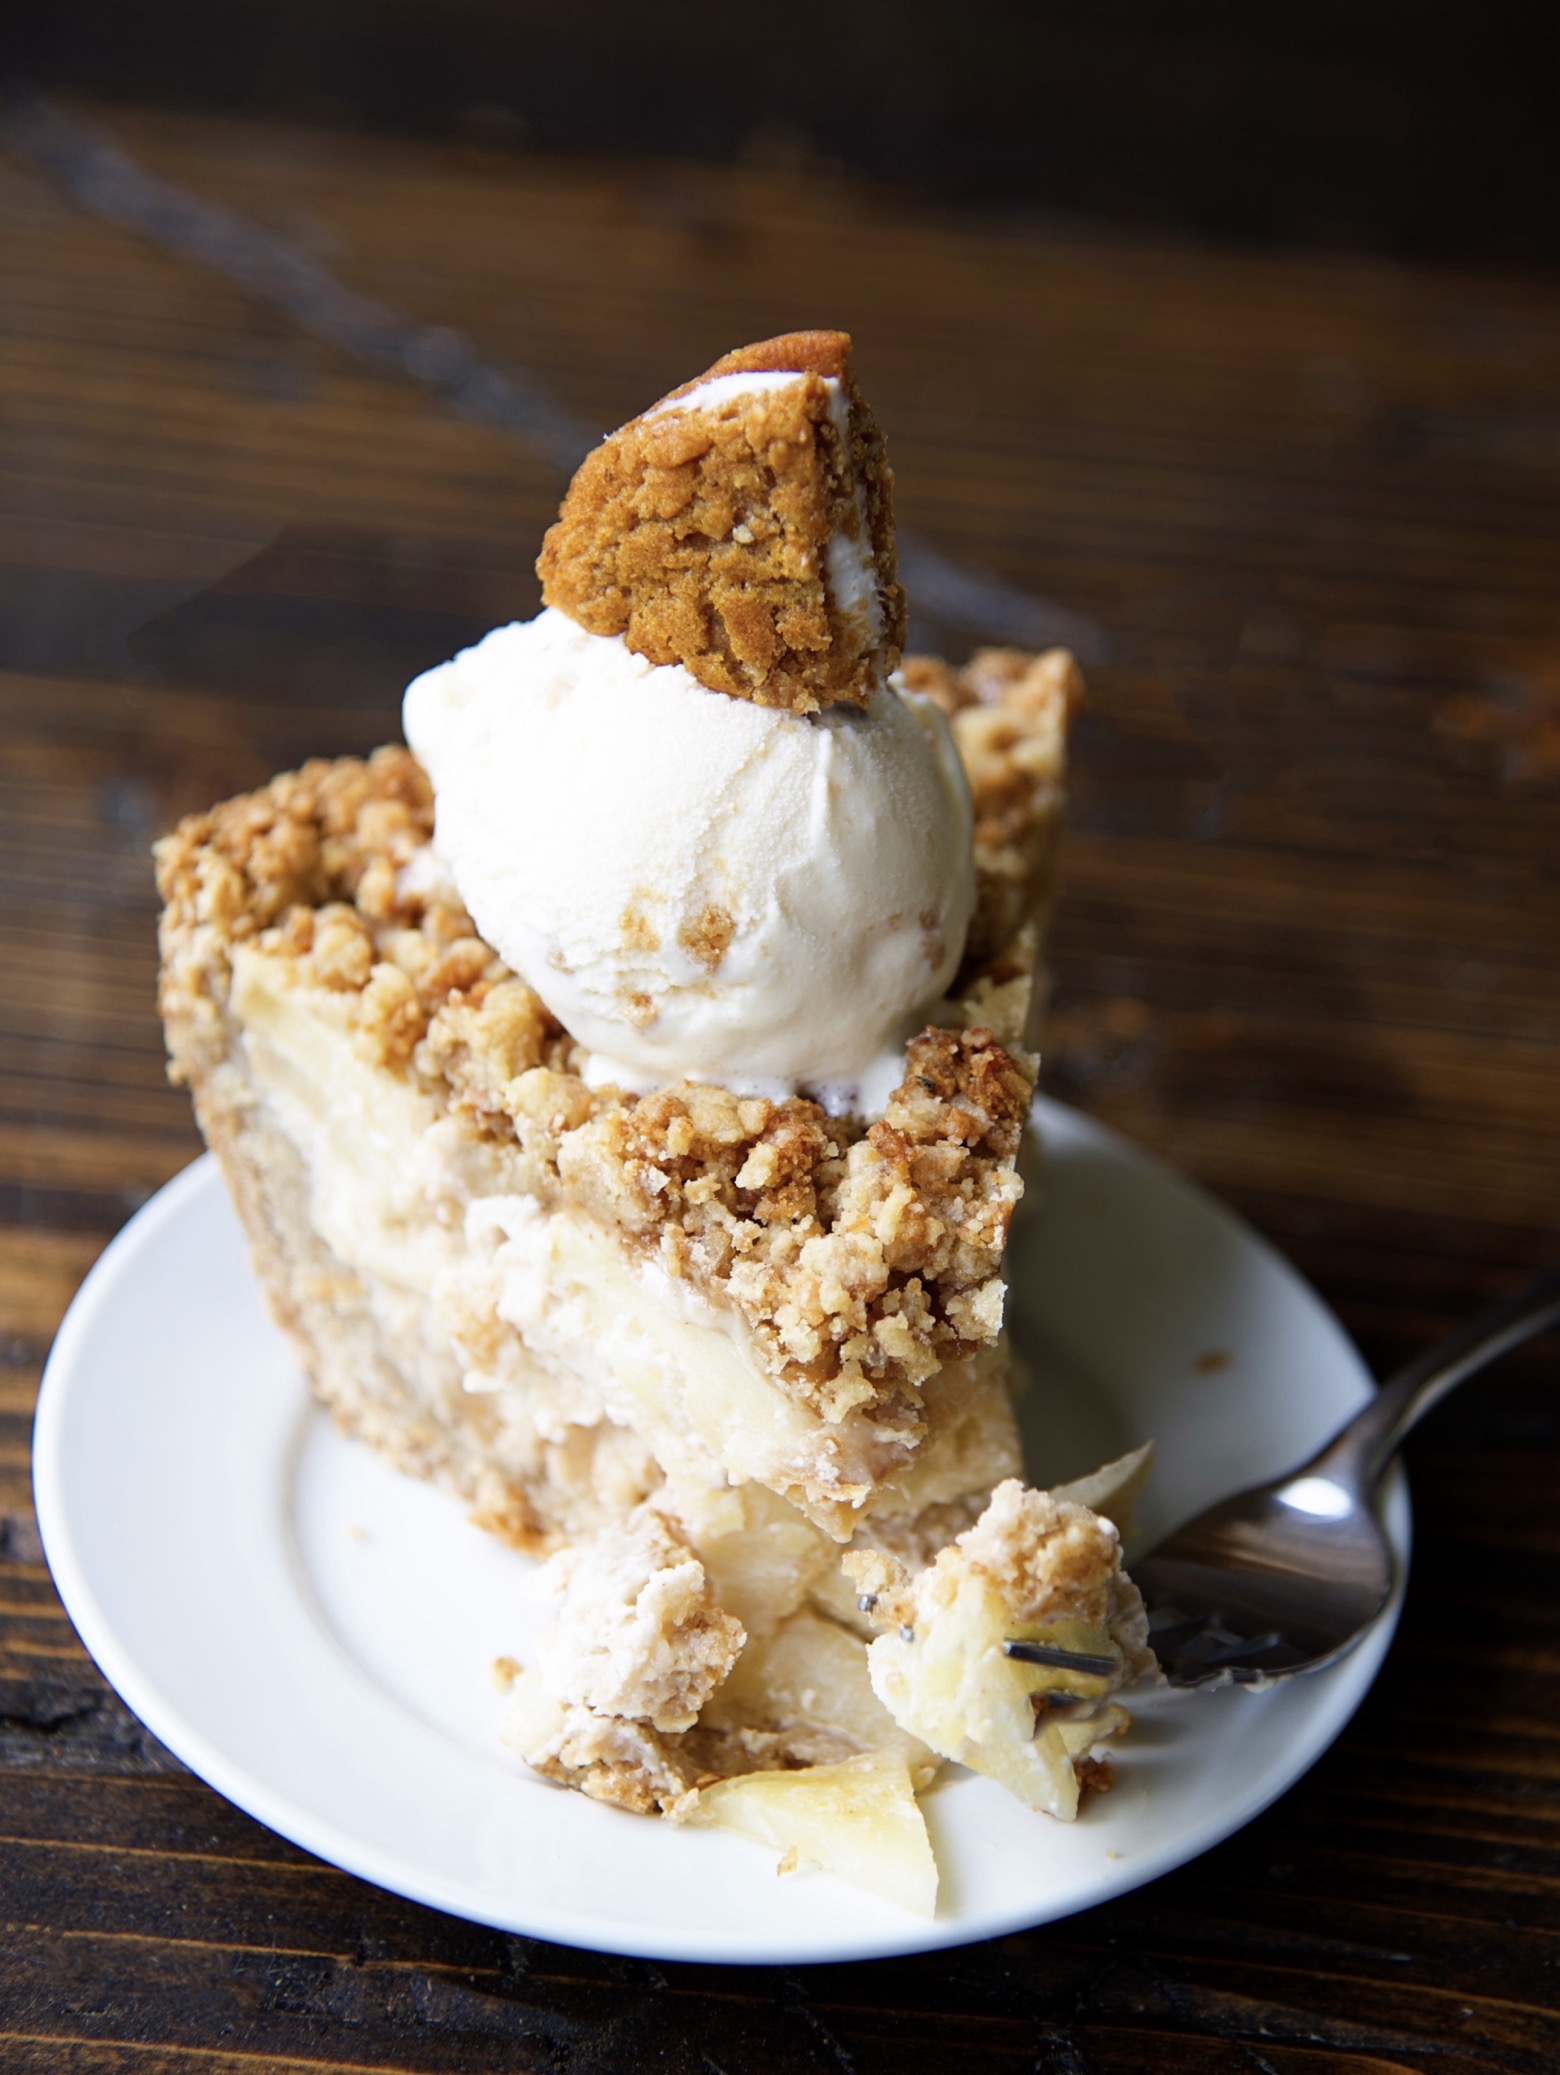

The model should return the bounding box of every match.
[1181,1630,1288,1670]
[1030,1689,1088,1716]
[1171,1623,1243,1665]
[1144,1614,1213,1653]
[1003,1640,1118,1677]
[1161,1626,1310,1684]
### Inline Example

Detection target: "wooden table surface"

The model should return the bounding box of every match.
[2,95,1557,2074]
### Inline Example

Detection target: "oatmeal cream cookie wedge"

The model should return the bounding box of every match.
[539,330,904,712]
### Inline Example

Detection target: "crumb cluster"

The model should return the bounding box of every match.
[903,646,1084,971]
[539,331,904,713]
[510,1503,758,1814]
[534,1506,745,1734]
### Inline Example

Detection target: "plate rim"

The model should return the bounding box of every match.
[32,1104,1408,1963]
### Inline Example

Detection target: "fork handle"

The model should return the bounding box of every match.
[1310,1266,1560,1491]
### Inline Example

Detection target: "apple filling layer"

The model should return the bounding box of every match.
[231,944,1022,1545]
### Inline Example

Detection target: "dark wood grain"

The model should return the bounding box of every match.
[1,96,1557,2074]
[10,0,1558,265]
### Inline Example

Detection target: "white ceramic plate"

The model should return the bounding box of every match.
[33,1099,1406,1964]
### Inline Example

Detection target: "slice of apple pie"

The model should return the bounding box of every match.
[156,331,1152,1911]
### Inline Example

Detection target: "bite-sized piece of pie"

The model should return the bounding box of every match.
[157,330,1146,1902]
[845,1472,1156,1821]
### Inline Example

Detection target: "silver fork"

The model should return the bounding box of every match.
[1123,1267,1560,1688]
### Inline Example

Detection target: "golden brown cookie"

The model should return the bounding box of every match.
[537,331,906,712]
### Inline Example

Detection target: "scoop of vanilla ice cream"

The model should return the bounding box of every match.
[403,608,975,1101]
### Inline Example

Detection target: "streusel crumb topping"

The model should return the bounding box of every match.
[902,646,1083,972]
[156,646,1070,1429]
[538,331,904,712]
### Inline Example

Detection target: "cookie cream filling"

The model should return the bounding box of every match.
[646,370,807,418]
[822,380,886,649]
